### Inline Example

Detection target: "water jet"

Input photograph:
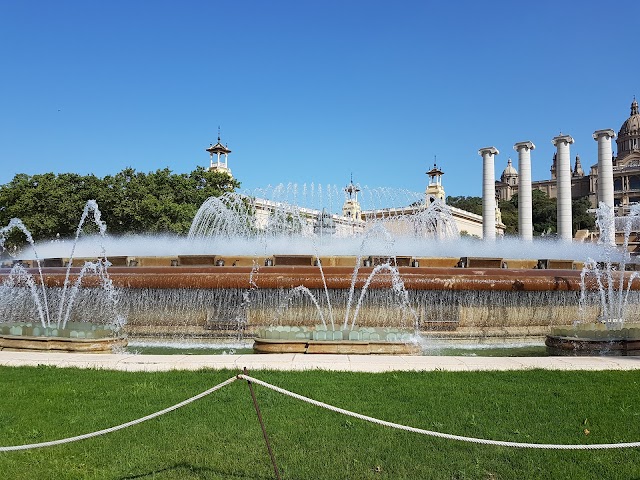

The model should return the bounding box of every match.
[0,201,126,353]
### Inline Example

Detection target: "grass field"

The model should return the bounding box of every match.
[1,366,640,479]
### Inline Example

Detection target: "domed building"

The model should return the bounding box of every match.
[496,98,640,212]
[613,98,640,210]
[496,158,518,201]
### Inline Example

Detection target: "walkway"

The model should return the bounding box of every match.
[1,351,640,372]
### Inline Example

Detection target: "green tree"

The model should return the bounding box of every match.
[446,196,482,215]
[500,190,557,236]
[572,196,596,232]
[97,167,240,234]
[498,198,518,235]
[0,172,105,243]
[498,190,595,236]
[531,190,557,235]
[0,167,240,250]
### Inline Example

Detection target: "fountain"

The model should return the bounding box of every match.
[2,186,636,355]
[0,201,126,353]
[545,204,640,354]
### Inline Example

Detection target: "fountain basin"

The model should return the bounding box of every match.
[0,322,127,353]
[253,338,421,354]
[545,323,640,355]
[4,261,640,353]
[253,325,420,354]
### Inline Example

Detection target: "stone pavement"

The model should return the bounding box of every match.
[1,351,640,372]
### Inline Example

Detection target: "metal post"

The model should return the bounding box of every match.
[242,367,281,480]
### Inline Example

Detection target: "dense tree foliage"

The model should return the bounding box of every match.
[449,190,596,237]
[498,198,518,235]
[0,167,239,249]
[446,196,482,215]
[571,196,596,233]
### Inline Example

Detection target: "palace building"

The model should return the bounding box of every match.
[496,99,640,213]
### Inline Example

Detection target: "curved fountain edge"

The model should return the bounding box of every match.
[4,263,638,355]
[1,265,608,291]
[0,335,127,353]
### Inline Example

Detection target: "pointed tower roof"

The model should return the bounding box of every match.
[206,135,232,155]
[573,154,584,177]
[344,174,360,198]
[426,162,444,177]
[206,127,232,155]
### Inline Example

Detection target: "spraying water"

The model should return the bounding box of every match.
[578,203,640,328]
[0,200,123,332]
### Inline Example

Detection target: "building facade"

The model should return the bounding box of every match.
[201,136,502,238]
[496,99,640,212]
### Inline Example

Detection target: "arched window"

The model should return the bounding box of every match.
[614,178,623,192]
[630,176,640,191]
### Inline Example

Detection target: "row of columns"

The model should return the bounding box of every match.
[479,129,617,243]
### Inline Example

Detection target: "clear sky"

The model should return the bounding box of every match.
[1,0,638,201]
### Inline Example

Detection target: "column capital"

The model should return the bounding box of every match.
[551,134,574,147]
[478,146,499,156]
[513,141,536,152]
[593,129,616,141]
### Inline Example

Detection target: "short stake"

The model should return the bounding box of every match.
[242,367,281,480]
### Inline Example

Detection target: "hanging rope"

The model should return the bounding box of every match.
[0,376,238,452]
[237,374,640,450]
[3,372,640,453]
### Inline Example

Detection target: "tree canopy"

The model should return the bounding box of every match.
[445,196,482,215]
[0,167,239,249]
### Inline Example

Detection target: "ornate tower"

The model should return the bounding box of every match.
[206,128,233,178]
[342,176,362,220]
[425,161,445,201]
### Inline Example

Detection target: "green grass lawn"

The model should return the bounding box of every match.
[1,366,640,479]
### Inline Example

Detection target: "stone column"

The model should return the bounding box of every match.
[514,141,535,241]
[478,147,499,240]
[551,134,575,242]
[593,129,617,245]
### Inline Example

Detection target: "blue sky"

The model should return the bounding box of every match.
[1,0,638,201]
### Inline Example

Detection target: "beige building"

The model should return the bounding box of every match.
[360,164,504,238]
[201,137,502,238]
[496,99,640,212]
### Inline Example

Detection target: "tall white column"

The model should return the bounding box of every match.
[551,134,575,242]
[478,146,499,240]
[514,141,535,241]
[593,129,617,246]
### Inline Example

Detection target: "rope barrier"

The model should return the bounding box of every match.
[0,376,238,452]
[237,374,640,450]
[2,372,640,453]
